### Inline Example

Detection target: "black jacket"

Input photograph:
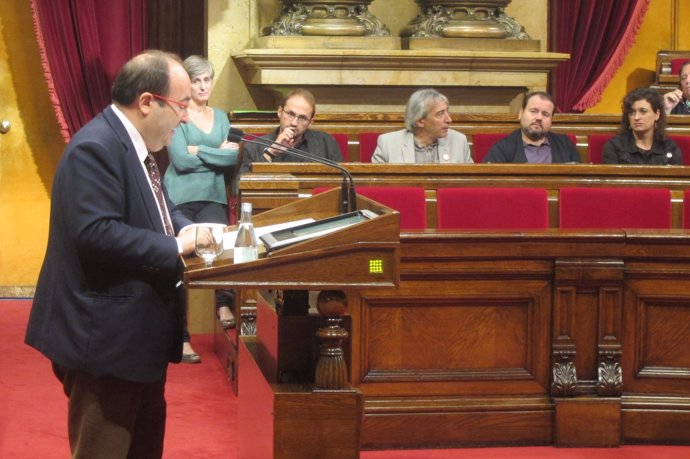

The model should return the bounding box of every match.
[602,132,682,165]
[483,129,581,164]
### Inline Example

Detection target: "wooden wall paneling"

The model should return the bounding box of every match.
[621,257,690,445]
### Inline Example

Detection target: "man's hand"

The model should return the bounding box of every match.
[272,126,298,155]
[663,89,683,114]
[176,226,200,256]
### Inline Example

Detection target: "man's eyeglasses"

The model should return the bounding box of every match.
[151,93,189,113]
[282,109,312,125]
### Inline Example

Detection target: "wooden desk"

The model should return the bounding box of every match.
[232,166,690,451]
[353,230,690,448]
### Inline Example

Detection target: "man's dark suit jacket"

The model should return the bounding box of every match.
[25,106,193,383]
[483,129,581,163]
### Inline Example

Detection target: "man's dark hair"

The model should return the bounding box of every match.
[111,50,182,106]
[521,91,556,114]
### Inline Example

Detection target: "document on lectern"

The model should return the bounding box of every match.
[223,218,314,250]
[259,209,379,252]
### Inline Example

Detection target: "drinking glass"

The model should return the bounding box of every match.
[195,224,224,266]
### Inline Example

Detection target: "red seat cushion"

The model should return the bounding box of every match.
[437,187,549,229]
[587,134,615,164]
[472,133,505,163]
[358,132,380,163]
[671,58,690,75]
[314,186,427,230]
[331,133,349,162]
[559,187,671,229]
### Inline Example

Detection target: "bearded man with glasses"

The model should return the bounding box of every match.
[240,88,343,173]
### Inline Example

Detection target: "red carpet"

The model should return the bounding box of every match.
[3,299,690,458]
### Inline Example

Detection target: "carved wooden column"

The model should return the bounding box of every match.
[552,259,624,397]
[552,283,578,397]
[314,290,350,390]
[403,0,529,39]
[596,287,623,397]
[552,258,624,447]
[271,0,390,36]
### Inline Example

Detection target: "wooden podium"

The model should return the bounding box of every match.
[184,189,400,459]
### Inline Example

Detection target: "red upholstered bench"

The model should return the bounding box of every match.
[436,187,549,229]
[587,134,615,164]
[314,186,427,230]
[559,187,672,229]
[357,132,380,163]
[331,133,349,162]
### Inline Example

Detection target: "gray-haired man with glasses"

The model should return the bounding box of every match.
[240,88,343,173]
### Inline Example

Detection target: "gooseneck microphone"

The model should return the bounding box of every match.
[229,127,356,214]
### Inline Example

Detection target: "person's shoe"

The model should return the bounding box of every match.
[220,318,236,330]
[182,352,201,364]
[182,342,201,364]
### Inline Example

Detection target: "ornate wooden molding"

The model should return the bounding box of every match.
[404,0,528,39]
[552,349,578,397]
[270,1,390,36]
[597,349,623,396]
[233,49,568,96]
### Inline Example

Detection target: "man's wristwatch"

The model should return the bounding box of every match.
[262,147,275,161]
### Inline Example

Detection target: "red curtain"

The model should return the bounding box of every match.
[552,0,651,113]
[30,0,147,142]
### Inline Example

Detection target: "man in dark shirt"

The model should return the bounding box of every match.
[240,88,343,173]
[663,60,690,115]
[483,91,580,164]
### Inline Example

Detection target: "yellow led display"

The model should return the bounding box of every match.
[369,259,383,274]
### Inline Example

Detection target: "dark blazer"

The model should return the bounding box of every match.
[483,129,581,164]
[25,106,193,383]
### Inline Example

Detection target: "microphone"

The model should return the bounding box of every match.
[229,127,356,213]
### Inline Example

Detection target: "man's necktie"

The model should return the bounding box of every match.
[144,154,175,237]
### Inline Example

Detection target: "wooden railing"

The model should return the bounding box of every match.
[239,163,690,229]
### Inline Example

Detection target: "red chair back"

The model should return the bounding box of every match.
[331,133,349,162]
[587,134,615,164]
[358,132,380,163]
[668,135,690,165]
[313,186,427,229]
[559,187,671,229]
[437,187,549,230]
[472,133,505,163]
[671,58,690,75]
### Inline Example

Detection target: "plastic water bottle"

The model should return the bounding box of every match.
[234,202,258,263]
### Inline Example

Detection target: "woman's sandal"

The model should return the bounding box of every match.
[220,318,236,329]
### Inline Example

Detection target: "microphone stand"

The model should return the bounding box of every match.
[229,128,356,214]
